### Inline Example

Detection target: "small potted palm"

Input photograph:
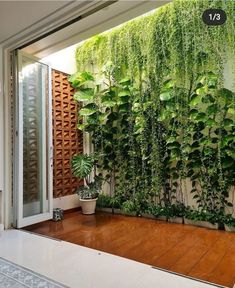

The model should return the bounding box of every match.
[71,153,101,214]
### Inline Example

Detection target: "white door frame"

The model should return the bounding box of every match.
[0,1,114,229]
[14,50,53,228]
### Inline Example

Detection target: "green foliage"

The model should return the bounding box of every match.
[223,214,235,227]
[77,181,101,200]
[71,154,94,179]
[97,193,112,208]
[185,208,222,225]
[121,200,137,215]
[71,153,102,199]
[71,0,235,225]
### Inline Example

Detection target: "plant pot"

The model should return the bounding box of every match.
[80,198,97,215]
[224,225,235,232]
[96,207,112,213]
[156,216,167,221]
[141,213,156,220]
[184,218,218,230]
[168,217,183,224]
[113,208,125,215]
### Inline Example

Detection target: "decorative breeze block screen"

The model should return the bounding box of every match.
[52,69,83,198]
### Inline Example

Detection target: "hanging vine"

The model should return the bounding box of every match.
[71,0,235,223]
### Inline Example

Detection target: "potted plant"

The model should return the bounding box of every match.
[71,153,101,214]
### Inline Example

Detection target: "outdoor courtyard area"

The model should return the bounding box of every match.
[25,211,235,288]
[0,228,224,288]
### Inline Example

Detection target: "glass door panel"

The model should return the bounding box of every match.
[14,51,53,228]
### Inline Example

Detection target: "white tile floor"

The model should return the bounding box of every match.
[0,230,225,288]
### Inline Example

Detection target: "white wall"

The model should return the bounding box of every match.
[53,194,80,211]
[41,44,77,75]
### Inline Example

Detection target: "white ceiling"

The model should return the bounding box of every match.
[0,1,75,44]
[23,1,171,58]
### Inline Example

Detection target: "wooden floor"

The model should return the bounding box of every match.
[25,211,235,287]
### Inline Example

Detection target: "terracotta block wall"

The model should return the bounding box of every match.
[52,69,83,198]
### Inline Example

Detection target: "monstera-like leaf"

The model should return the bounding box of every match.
[71,154,94,179]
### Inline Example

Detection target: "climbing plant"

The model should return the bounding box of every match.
[70,0,235,223]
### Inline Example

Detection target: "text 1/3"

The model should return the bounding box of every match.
[202,9,226,26]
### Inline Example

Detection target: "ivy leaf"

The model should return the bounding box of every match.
[182,145,191,154]
[117,96,129,104]
[166,136,177,144]
[196,87,207,96]
[102,100,116,107]
[219,88,234,102]
[195,112,207,122]
[189,94,202,106]
[228,108,235,115]
[160,90,173,101]
[118,90,130,97]
[206,118,216,127]
[171,148,181,159]
[74,88,94,102]
[79,108,97,116]
[68,71,94,88]
[77,123,86,130]
[223,118,234,127]
[168,141,181,149]
[119,104,129,112]
[163,79,175,89]
[99,113,109,124]
[203,147,214,156]
[119,78,131,85]
[221,135,235,147]
[206,104,218,115]
[189,109,198,119]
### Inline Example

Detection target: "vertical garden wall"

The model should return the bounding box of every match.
[70,0,235,224]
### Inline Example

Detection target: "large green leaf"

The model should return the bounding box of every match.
[68,71,94,88]
[223,118,234,127]
[206,118,216,127]
[195,112,207,122]
[189,94,202,106]
[71,154,94,178]
[102,100,116,107]
[196,86,207,96]
[77,123,86,130]
[160,90,173,101]
[79,108,97,116]
[119,78,131,85]
[74,88,94,102]
[118,90,131,97]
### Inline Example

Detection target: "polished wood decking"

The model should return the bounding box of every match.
[25,211,235,287]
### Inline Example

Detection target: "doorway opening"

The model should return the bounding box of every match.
[12,1,167,228]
